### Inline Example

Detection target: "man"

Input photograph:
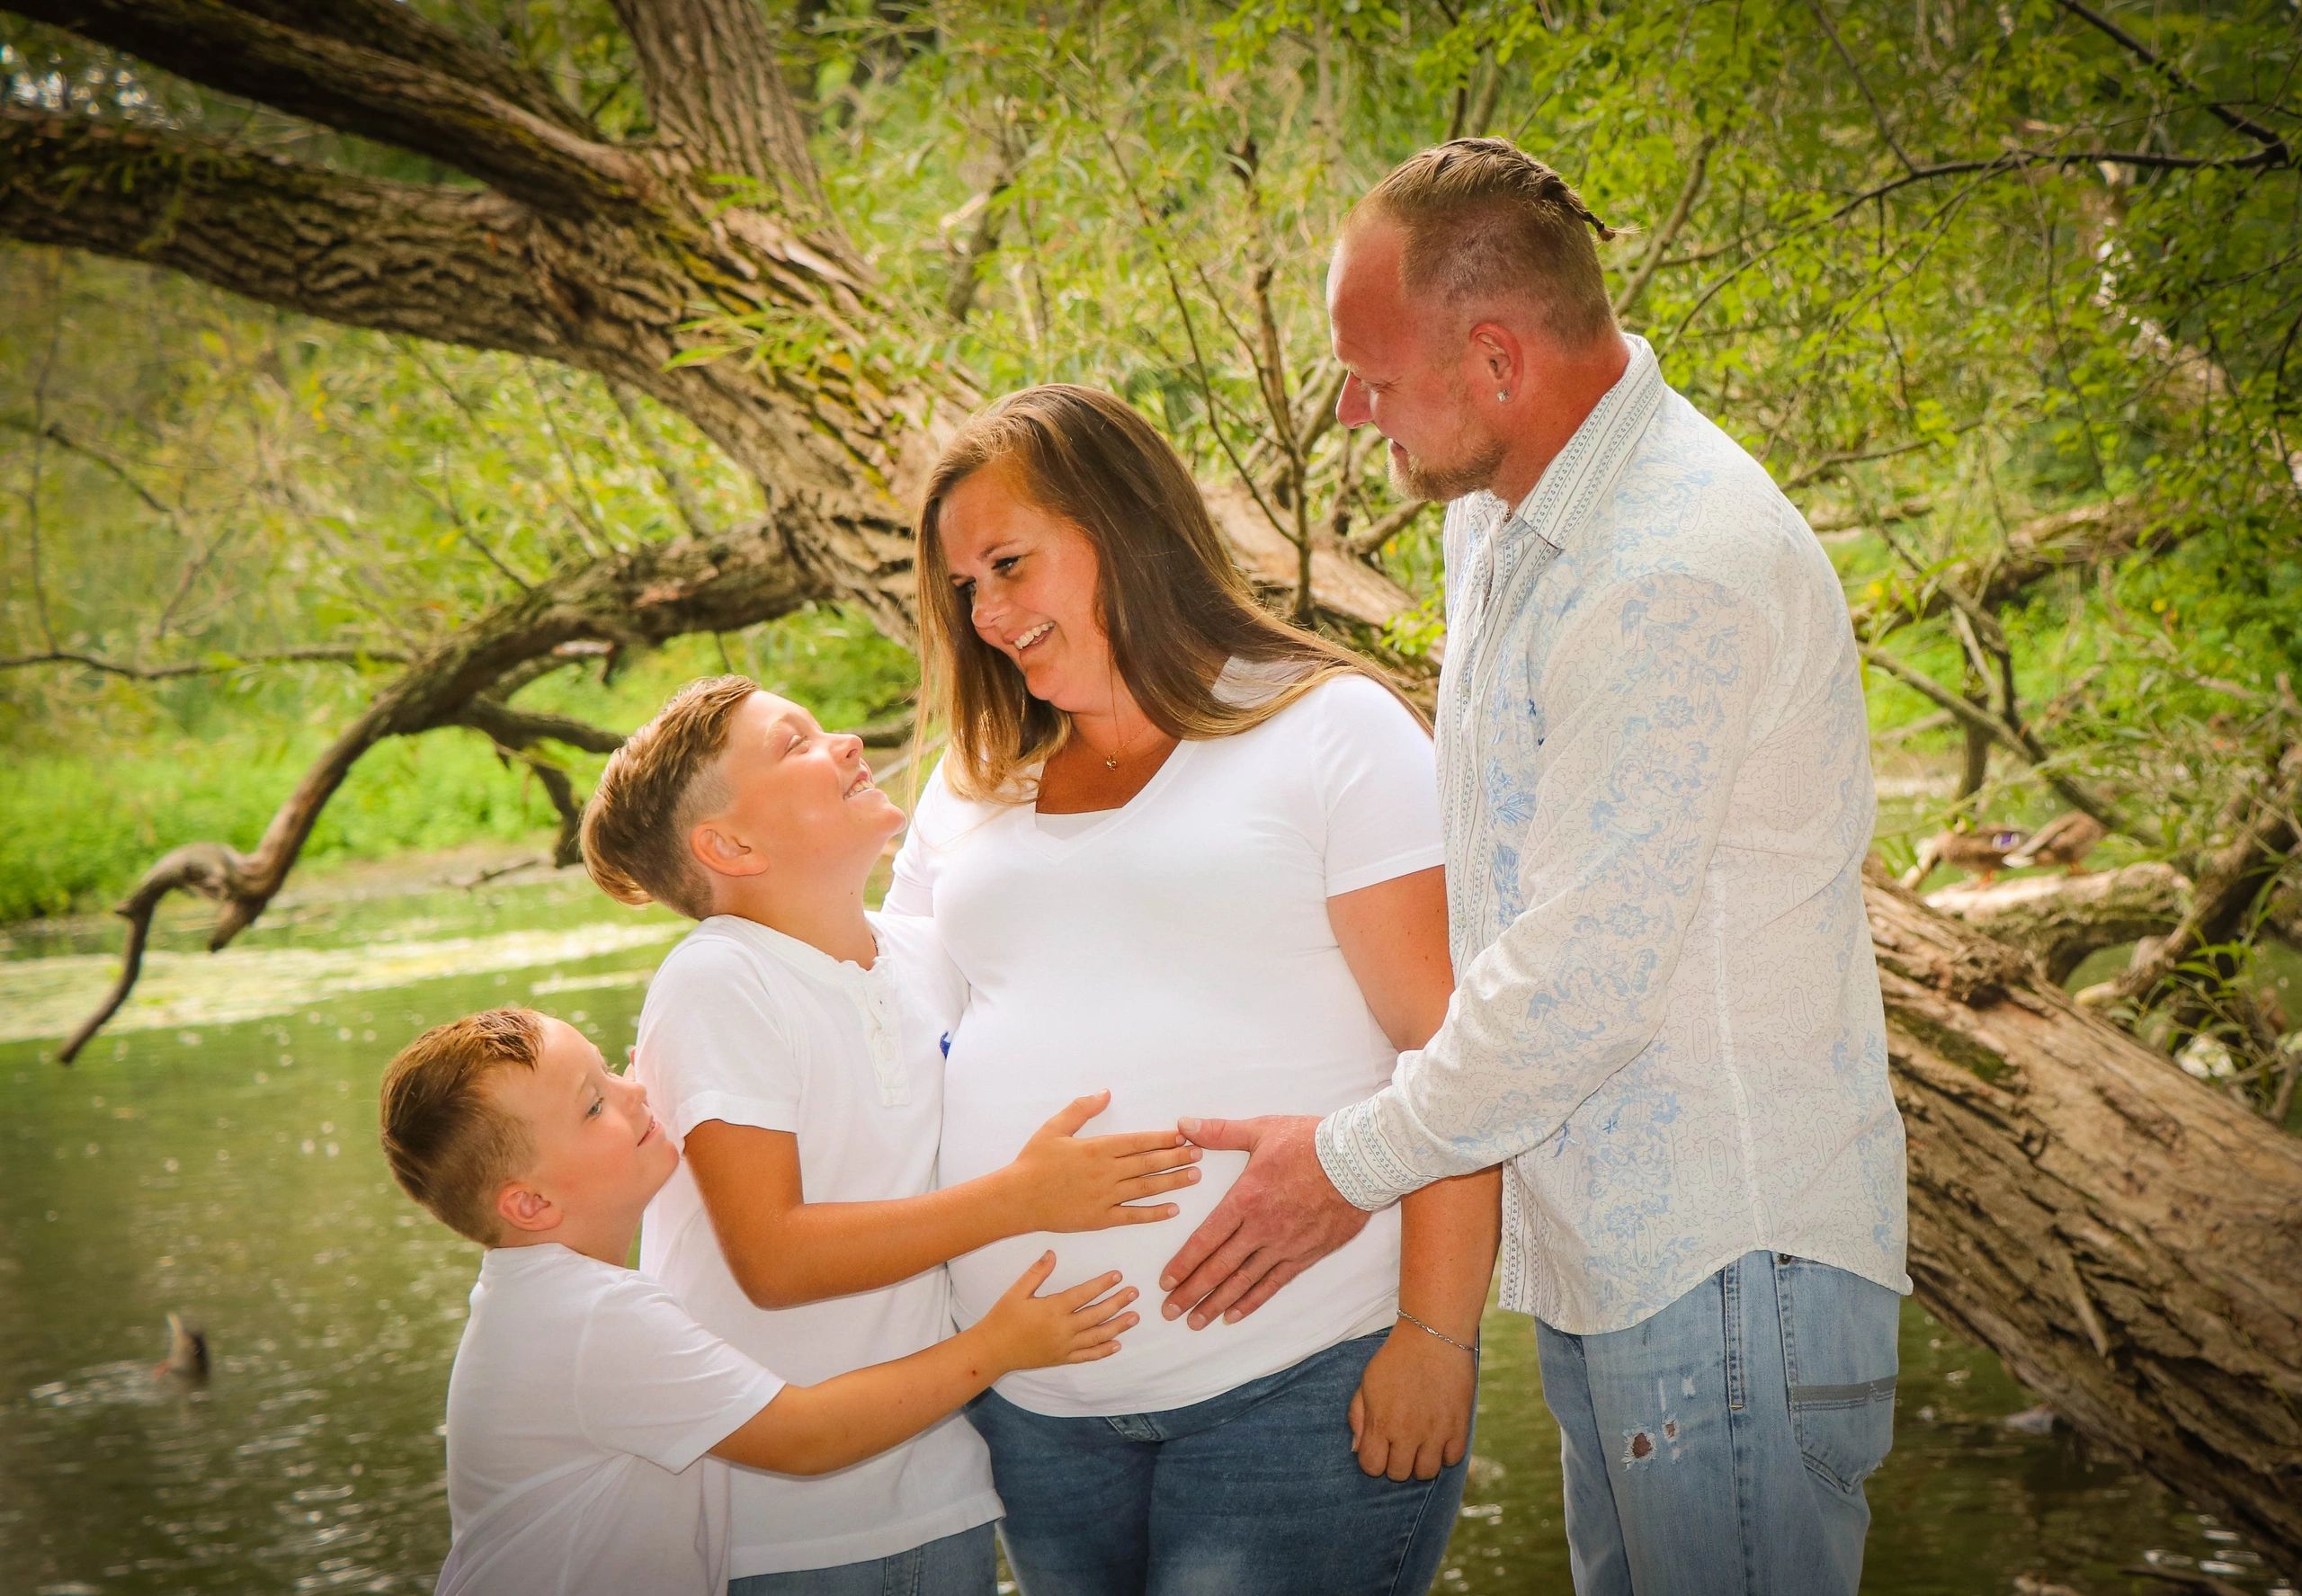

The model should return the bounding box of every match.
[1160,138,1911,1596]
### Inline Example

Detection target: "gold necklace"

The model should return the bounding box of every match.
[1102,663,1127,769]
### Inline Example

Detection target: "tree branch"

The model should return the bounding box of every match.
[0,644,406,677]
[522,753,587,868]
[1343,498,1433,556]
[0,109,567,359]
[1925,862,2191,983]
[0,413,177,522]
[1850,495,2180,645]
[942,122,1027,324]
[607,0,827,217]
[1613,132,1715,321]
[50,518,819,1060]
[227,1,593,135]
[1803,0,1914,174]
[2099,745,2302,1009]
[1826,145,2291,224]
[2051,0,2292,166]
[452,696,626,756]
[1859,642,2149,844]
[7,0,645,216]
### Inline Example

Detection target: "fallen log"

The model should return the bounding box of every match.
[1871,863,2302,1574]
[1925,861,2191,982]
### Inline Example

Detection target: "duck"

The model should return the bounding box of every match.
[1901,825,2027,889]
[156,1312,209,1384]
[2003,812,2106,875]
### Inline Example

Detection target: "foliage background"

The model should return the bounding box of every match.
[5,0,2298,1048]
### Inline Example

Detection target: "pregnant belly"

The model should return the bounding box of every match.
[938,1033,1402,1417]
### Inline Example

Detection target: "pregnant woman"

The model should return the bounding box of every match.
[888,384,1501,1596]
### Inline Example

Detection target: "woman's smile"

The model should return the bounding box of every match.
[1012,621,1054,651]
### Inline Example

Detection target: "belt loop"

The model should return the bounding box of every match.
[1722,1254,1746,1413]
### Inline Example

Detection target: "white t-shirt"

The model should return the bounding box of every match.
[634,913,1002,1576]
[436,1244,786,1596]
[888,670,1444,1417]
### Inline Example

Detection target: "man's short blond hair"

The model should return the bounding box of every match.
[378,1008,542,1245]
[1356,137,1619,347]
[580,674,757,920]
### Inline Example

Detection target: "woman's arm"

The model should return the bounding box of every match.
[1328,866,1504,1481]
[685,1095,1200,1309]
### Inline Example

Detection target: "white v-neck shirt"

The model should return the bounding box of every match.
[633,914,1000,1575]
[888,671,1444,1416]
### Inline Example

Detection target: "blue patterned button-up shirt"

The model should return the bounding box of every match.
[1317,336,1910,1334]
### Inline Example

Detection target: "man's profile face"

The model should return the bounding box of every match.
[1326,218,1505,504]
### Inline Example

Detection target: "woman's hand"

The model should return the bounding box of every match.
[1348,1320,1477,1481]
[1006,1091,1203,1234]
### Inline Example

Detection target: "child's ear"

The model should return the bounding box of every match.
[495,1181,558,1236]
[691,821,769,880]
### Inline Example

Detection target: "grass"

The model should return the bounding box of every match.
[2,611,919,925]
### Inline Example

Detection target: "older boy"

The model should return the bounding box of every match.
[379,1006,1136,1596]
[581,676,1198,1592]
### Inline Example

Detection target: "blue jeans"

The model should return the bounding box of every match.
[728,1522,996,1596]
[968,1331,1468,1596]
[1537,1251,1900,1596]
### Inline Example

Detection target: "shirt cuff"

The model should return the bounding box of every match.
[1316,1090,1425,1212]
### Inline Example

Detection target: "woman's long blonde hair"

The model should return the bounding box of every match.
[916,384,1408,803]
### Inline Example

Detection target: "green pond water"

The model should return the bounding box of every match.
[0,870,2289,1596]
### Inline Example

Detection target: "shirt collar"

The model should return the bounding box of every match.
[1464,334,1664,556]
[696,913,886,988]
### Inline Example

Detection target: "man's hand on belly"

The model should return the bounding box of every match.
[1158,1114,1370,1328]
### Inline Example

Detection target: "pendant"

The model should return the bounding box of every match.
[1103,754,1120,771]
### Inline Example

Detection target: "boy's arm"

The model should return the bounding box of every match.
[686,1109,1198,1309]
[709,1320,1006,1475]
[709,1254,1136,1475]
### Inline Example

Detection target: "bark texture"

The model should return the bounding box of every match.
[1872,864,2302,1569]
[1926,862,2191,982]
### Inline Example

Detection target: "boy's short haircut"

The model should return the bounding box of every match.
[379,1008,544,1245]
[581,674,759,921]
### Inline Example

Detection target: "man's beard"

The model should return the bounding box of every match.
[1386,431,1508,503]
[1384,380,1508,502]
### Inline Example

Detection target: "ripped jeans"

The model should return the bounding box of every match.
[1535,1251,1902,1596]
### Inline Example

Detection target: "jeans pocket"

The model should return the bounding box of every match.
[1774,1254,1899,1495]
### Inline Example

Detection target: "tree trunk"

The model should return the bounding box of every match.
[1870,863,2302,1571]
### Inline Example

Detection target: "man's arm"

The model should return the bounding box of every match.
[1160,866,1454,1327]
[1161,865,1501,1359]
[1319,570,1771,1205]
[1162,571,1772,1321]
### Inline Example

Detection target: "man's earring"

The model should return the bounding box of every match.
[1496,388,1511,402]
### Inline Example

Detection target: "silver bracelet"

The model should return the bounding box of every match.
[1396,1310,1479,1357]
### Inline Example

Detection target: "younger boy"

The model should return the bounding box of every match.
[379,1006,1136,1596]
[581,675,1200,1591]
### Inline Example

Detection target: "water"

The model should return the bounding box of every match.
[0,871,2288,1594]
